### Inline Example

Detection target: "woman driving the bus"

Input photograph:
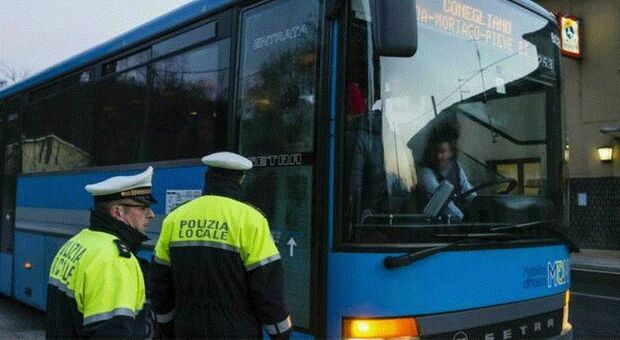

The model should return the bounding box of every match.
[419,123,476,223]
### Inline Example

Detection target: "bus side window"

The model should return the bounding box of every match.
[0,96,22,251]
[24,71,96,172]
[143,39,229,162]
[95,68,148,166]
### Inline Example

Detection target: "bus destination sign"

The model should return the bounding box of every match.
[417,0,532,58]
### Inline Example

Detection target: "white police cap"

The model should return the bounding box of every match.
[85,166,157,204]
[201,152,253,171]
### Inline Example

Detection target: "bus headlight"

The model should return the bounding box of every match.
[343,317,420,339]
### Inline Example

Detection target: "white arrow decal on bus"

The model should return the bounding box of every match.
[287,238,297,257]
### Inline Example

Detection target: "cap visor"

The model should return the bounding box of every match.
[131,194,158,205]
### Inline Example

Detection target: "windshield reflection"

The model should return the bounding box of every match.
[343,0,561,242]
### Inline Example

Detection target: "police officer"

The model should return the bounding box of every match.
[151,152,292,339]
[46,167,156,339]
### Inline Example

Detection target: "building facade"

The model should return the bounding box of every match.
[537,0,620,250]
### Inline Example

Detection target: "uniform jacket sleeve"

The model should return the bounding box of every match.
[243,215,292,339]
[82,313,151,339]
[79,256,150,339]
[151,215,177,338]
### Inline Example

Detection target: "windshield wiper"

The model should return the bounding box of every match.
[384,231,528,269]
[384,221,580,269]
[434,232,521,239]
[384,242,460,269]
[490,220,552,231]
[491,220,580,252]
[436,220,580,252]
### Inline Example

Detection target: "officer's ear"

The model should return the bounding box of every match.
[109,203,124,219]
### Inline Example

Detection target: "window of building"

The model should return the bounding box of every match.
[489,158,542,195]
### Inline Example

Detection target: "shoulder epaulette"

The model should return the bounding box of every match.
[113,239,131,258]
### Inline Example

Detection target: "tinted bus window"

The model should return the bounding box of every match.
[0,96,21,252]
[24,80,96,173]
[103,49,152,75]
[96,67,148,166]
[29,69,94,102]
[152,22,216,58]
[237,0,319,329]
[145,39,229,161]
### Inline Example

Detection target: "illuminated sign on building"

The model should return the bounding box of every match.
[559,15,582,59]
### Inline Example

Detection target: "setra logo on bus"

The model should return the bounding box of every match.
[547,259,569,288]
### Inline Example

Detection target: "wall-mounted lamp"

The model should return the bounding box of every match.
[597,145,614,162]
[599,126,619,163]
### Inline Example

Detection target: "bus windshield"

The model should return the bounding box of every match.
[343,0,561,243]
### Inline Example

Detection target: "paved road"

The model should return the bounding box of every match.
[0,295,44,339]
[570,268,620,339]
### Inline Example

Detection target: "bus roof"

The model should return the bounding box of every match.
[0,0,234,100]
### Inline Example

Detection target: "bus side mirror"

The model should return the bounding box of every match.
[370,0,418,57]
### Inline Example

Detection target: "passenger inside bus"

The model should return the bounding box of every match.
[344,82,419,241]
[345,82,388,235]
[418,123,477,223]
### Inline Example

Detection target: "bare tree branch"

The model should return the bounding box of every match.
[0,60,29,88]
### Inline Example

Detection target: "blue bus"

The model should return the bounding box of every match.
[0,0,575,338]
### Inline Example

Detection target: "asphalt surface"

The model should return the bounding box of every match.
[0,295,44,339]
[569,268,620,340]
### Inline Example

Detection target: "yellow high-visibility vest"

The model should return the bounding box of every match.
[49,229,146,325]
[154,195,280,270]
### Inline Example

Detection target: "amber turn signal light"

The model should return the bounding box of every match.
[343,317,419,339]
